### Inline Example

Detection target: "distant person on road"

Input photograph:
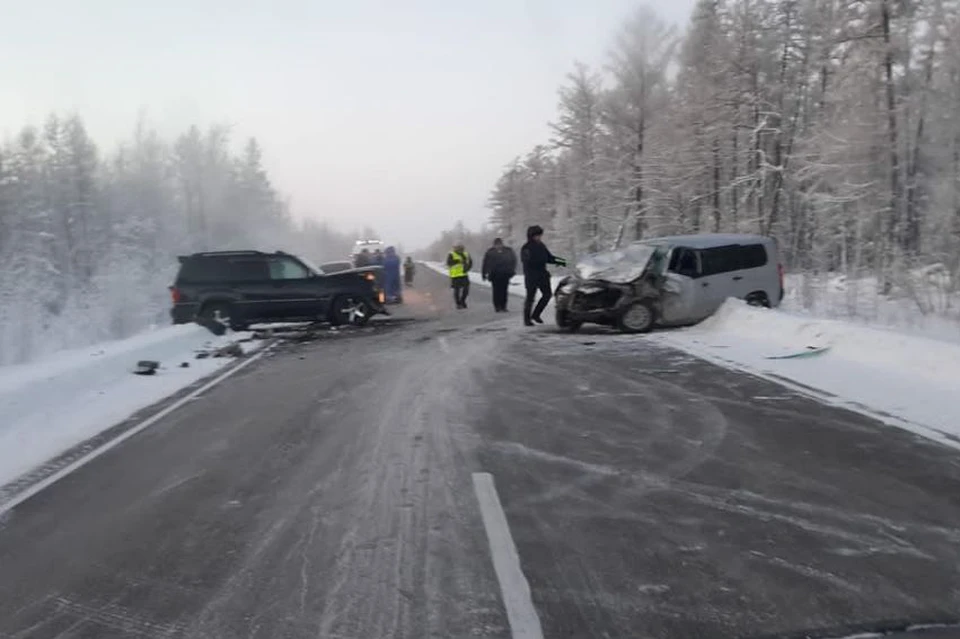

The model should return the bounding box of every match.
[446,242,473,309]
[355,249,372,268]
[403,256,416,286]
[521,225,566,326]
[383,246,402,303]
[373,248,385,266]
[481,238,517,313]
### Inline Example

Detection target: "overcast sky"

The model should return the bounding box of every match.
[1,0,695,250]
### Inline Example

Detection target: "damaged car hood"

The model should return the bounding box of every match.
[574,244,657,284]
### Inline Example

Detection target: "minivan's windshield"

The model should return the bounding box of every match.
[575,244,656,283]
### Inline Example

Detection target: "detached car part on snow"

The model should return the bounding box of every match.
[554,234,784,334]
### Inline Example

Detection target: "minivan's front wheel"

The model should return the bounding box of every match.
[330,295,372,327]
[555,308,582,333]
[617,300,656,334]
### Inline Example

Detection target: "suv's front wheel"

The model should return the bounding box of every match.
[330,295,372,327]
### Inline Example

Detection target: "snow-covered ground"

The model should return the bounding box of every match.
[423,261,960,450]
[0,325,264,488]
[658,299,960,450]
[782,267,960,344]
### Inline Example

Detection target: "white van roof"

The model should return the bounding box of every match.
[638,233,774,249]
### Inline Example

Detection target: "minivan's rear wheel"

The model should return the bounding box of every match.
[746,292,771,308]
[330,295,372,327]
[617,300,656,334]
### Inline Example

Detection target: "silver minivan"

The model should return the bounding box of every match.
[554,233,784,333]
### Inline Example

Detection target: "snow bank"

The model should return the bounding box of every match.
[0,325,264,487]
[782,268,960,345]
[659,299,960,450]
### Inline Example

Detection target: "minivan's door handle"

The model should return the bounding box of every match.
[702,282,709,287]
[732,276,743,281]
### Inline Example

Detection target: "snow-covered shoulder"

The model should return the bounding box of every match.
[658,298,960,450]
[0,326,265,488]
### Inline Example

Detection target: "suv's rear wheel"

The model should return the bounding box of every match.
[198,301,242,334]
[330,295,372,327]
[617,300,656,334]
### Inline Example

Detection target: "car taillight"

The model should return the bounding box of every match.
[170,286,182,304]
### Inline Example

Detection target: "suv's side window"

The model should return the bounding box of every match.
[268,258,311,280]
[229,259,270,281]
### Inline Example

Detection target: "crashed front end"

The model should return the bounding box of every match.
[555,278,635,325]
[554,244,665,329]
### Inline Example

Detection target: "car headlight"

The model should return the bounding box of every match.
[364,272,376,281]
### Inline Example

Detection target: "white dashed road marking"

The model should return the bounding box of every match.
[472,472,544,639]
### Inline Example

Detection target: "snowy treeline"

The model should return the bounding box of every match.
[0,116,361,365]
[481,0,960,316]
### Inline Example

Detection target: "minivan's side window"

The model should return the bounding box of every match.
[699,246,741,276]
[269,258,311,280]
[668,247,699,278]
[739,244,768,269]
[699,243,769,276]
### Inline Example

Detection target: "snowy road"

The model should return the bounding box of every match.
[2,271,960,638]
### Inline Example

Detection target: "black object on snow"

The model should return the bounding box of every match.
[134,360,160,375]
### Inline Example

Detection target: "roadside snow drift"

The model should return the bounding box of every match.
[659,299,960,450]
[0,325,263,487]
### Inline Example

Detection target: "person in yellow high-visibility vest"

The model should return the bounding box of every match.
[446,242,473,309]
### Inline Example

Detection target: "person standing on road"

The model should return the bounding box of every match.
[481,238,517,312]
[520,225,566,326]
[446,242,473,309]
[355,249,372,268]
[403,256,416,286]
[383,246,402,303]
[373,248,384,266]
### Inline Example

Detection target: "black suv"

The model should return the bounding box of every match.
[170,250,387,331]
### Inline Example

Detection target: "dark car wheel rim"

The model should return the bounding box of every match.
[623,305,652,330]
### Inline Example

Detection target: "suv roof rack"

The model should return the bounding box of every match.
[177,250,292,263]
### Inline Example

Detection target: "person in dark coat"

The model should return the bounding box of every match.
[373,249,384,265]
[403,256,416,286]
[481,238,517,312]
[355,249,372,268]
[520,225,566,326]
[383,246,402,302]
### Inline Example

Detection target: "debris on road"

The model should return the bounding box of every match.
[133,360,160,376]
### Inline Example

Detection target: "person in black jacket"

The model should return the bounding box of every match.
[481,238,517,312]
[520,225,566,326]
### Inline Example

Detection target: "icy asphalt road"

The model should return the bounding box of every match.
[2,271,960,639]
